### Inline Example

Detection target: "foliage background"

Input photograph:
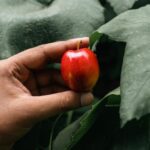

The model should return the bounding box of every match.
[0,0,150,149]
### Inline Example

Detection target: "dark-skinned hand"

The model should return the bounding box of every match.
[0,37,93,150]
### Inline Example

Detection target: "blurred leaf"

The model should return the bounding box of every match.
[53,88,120,150]
[0,0,104,59]
[106,0,137,14]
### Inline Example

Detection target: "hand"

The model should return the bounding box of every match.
[0,37,93,149]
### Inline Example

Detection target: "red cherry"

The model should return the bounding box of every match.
[61,48,100,92]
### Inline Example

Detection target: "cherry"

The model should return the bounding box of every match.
[61,41,100,92]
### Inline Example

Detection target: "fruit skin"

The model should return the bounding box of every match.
[61,48,100,92]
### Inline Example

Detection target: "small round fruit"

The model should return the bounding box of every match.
[61,48,100,92]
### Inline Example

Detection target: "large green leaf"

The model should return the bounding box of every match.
[53,88,120,150]
[0,0,104,59]
[92,5,150,125]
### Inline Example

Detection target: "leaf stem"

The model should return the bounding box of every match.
[49,114,63,150]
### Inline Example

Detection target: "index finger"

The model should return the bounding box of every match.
[9,37,89,69]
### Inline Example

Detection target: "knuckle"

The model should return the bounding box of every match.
[59,92,80,112]
[59,93,74,111]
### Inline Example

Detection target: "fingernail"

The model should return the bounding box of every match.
[81,93,94,106]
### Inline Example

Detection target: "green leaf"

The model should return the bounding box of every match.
[53,88,120,150]
[106,0,137,14]
[89,31,102,50]
[93,5,150,125]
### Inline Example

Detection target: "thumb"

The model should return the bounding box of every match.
[24,91,93,122]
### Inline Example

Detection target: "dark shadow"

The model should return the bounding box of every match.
[72,107,120,150]
[99,0,117,22]
[36,0,54,6]
[13,115,67,150]
[132,0,150,9]
[93,34,126,98]
[73,106,150,150]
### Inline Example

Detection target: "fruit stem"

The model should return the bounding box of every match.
[77,40,82,50]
